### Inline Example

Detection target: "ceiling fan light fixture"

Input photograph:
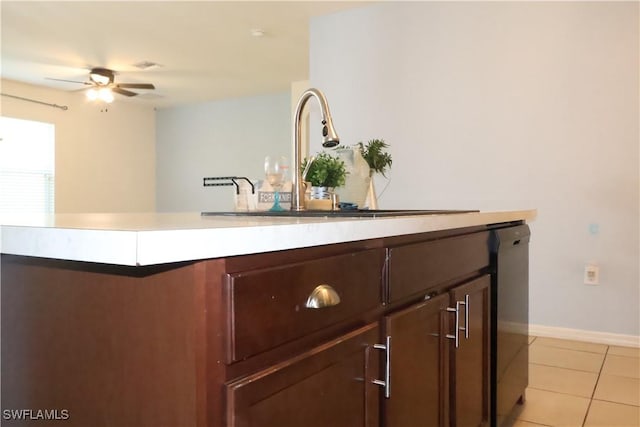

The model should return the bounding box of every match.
[86,88,98,101]
[51,66,154,100]
[86,87,114,103]
[98,88,114,103]
[89,68,114,86]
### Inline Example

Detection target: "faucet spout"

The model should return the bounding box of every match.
[291,88,340,211]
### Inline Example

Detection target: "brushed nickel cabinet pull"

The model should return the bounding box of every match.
[304,284,341,309]
[459,294,470,340]
[446,303,460,348]
[372,336,391,398]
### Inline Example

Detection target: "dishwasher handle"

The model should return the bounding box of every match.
[490,224,530,253]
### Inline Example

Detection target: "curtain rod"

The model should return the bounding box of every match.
[1,93,68,111]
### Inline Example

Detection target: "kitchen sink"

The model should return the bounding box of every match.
[201,209,479,218]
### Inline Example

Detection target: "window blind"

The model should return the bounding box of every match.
[0,170,54,214]
[0,116,55,214]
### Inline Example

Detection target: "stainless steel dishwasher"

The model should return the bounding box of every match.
[490,224,531,426]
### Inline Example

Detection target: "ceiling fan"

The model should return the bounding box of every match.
[47,67,155,98]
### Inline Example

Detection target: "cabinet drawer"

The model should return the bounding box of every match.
[226,248,384,362]
[226,323,380,427]
[388,231,489,302]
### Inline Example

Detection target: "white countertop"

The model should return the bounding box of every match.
[0,210,536,266]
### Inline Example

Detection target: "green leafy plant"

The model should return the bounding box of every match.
[357,139,392,177]
[301,152,347,188]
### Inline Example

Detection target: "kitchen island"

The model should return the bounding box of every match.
[1,210,535,427]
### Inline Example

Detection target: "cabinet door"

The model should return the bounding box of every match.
[450,275,491,427]
[226,323,380,427]
[383,294,450,427]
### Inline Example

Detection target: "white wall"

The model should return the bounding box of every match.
[1,79,156,213]
[155,92,291,212]
[310,2,639,336]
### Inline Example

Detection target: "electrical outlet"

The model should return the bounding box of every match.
[584,264,600,285]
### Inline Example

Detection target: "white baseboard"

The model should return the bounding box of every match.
[529,324,640,348]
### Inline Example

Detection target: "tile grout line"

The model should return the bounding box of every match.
[528,361,604,375]
[532,344,609,356]
[524,386,595,401]
[530,341,608,354]
[581,344,609,426]
[532,337,611,353]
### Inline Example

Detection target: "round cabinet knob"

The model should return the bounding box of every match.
[305,284,341,309]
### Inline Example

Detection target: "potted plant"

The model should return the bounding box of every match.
[301,152,347,200]
[358,139,392,177]
[357,139,392,209]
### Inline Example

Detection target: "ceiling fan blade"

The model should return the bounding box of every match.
[112,87,137,97]
[46,77,91,85]
[116,83,155,90]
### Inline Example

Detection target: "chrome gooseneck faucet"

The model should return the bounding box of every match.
[291,88,340,211]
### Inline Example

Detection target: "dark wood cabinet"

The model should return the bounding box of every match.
[226,323,380,427]
[387,231,489,302]
[1,225,519,427]
[383,294,450,427]
[225,248,384,362]
[381,275,490,427]
[382,231,492,426]
[0,256,212,427]
[450,275,491,427]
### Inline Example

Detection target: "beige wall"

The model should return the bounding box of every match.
[1,79,156,213]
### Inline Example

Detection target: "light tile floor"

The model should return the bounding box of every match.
[513,336,640,427]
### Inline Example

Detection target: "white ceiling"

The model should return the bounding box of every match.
[1,1,366,109]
